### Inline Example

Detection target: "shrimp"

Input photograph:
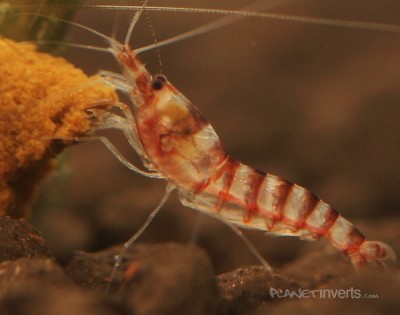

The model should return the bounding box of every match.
[62,2,397,278]
[104,50,395,270]
[14,1,398,287]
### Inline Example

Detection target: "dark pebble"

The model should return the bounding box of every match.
[0,258,130,315]
[67,249,121,292]
[217,265,300,315]
[0,257,72,297]
[122,243,219,315]
[0,216,52,262]
[68,242,219,315]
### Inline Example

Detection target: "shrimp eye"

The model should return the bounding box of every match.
[152,74,167,91]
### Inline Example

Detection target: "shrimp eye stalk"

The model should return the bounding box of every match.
[151,74,167,91]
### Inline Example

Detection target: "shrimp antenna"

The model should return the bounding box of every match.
[141,6,400,34]
[136,0,295,54]
[15,13,118,47]
[142,1,163,73]
[124,0,148,45]
[124,0,163,72]
[34,40,110,54]
[14,4,400,34]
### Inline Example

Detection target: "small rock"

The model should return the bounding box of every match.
[67,249,121,292]
[67,242,220,315]
[217,265,299,315]
[0,217,53,262]
[0,258,130,315]
[0,257,71,297]
[121,243,219,315]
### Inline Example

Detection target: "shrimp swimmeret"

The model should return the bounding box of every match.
[61,2,399,276]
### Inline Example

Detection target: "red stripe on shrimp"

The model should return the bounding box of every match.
[305,201,340,236]
[259,176,293,230]
[213,156,240,211]
[326,216,366,251]
[280,185,319,229]
[242,169,264,223]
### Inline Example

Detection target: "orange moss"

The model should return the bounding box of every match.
[0,38,117,218]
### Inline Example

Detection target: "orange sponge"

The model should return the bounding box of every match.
[0,38,117,218]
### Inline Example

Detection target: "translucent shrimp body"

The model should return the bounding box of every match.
[109,42,395,271]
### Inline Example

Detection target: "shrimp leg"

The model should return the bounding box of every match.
[204,210,273,271]
[58,135,161,178]
[87,100,157,171]
[105,183,175,292]
[97,71,132,96]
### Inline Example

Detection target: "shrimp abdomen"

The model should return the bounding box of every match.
[179,157,396,270]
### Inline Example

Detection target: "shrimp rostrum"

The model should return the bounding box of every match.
[74,8,396,272]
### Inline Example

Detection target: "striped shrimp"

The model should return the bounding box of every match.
[17,1,398,282]
[50,1,399,278]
